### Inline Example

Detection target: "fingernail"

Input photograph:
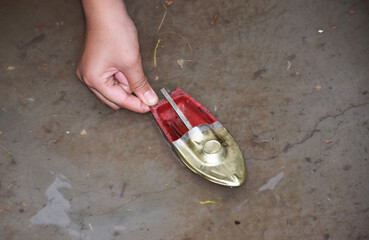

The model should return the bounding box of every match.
[142,105,150,112]
[144,90,158,105]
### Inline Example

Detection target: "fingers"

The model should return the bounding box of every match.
[90,88,120,110]
[91,76,150,113]
[123,58,158,106]
[78,68,150,112]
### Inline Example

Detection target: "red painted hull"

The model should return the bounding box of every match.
[150,88,217,143]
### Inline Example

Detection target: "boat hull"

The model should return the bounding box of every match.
[151,88,246,187]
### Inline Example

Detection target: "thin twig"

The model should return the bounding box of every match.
[154,39,161,67]
[156,0,167,34]
[158,31,193,54]
[0,144,16,165]
[51,135,64,146]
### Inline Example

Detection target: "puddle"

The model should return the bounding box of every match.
[30,172,71,227]
[258,171,284,207]
[30,172,134,240]
[30,172,82,239]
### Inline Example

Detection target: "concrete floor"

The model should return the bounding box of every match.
[0,0,368,239]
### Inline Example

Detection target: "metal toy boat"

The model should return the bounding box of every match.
[150,88,246,187]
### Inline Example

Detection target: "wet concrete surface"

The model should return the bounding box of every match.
[1,0,369,239]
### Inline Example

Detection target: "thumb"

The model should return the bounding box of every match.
[124,62,158,106]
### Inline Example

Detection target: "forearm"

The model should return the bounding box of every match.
[81,0,131,31]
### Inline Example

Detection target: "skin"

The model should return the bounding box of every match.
[77,0,158,113]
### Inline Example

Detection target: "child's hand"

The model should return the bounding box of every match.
[77,0,158,112]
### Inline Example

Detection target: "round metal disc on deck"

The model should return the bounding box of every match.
[203,140,222,154]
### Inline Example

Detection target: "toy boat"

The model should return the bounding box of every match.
[150,88,246,187]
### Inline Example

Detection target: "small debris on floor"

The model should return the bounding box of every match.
[314,85,322,90]
[235,220,241,225]
[156,1,168,34]
[154,39,161,67]
[27,98,35,102]
[177,59,191,68]
[80,130,87,135]
[331,25,337,29]
[199,200,216,204]
[88,223,94,232]
[51,135,64,146]
[155,76,159,81]
[325,139,332,143]
[7,66,15,71]
[209,15,218,25]
[164,0,173,6]
[177,59,185,68]
[65,131,70,134]
[55,21,64,30]
[287,60,291,70]
[318,29,324,33]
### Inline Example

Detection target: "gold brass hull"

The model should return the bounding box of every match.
[172,121,246,187]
